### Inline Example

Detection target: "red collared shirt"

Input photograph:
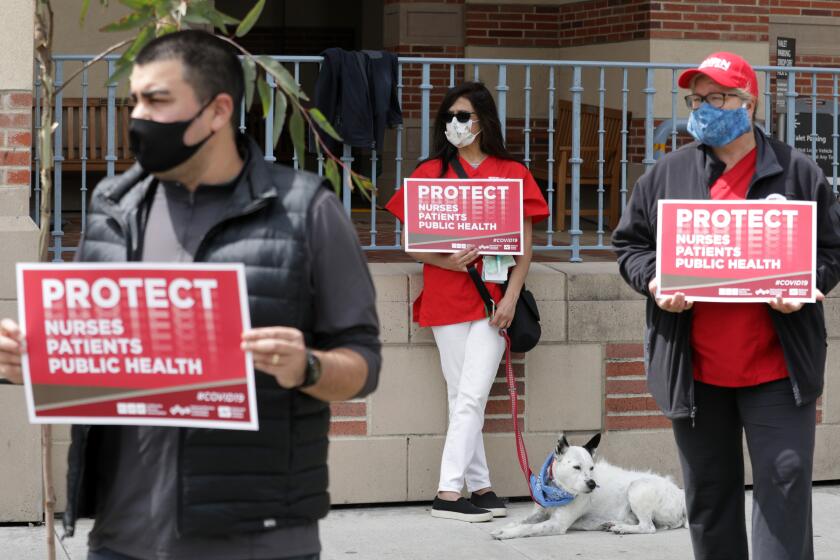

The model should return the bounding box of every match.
[385,156,549,327]
[690,148,789,387]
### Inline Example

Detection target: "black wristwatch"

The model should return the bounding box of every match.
[298,350,322,388]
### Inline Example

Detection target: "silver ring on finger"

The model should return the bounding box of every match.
[271,354,280,366]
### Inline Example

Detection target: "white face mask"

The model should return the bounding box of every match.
[445,117,480,148]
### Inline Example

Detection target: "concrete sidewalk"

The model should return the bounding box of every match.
[4,486,840,559]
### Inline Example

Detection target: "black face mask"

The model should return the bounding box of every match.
[129,98,215,173]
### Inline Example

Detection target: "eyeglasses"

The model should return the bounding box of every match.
[684,93,747,110]
[446,111,477,123]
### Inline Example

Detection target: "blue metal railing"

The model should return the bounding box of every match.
[34,55,840,262]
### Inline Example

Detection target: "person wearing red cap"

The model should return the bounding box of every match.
[613,52,840,560]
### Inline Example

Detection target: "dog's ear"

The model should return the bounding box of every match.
[556,433,570,456]
[583,433,602,457]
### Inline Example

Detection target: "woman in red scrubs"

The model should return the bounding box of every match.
[386,82,548,522]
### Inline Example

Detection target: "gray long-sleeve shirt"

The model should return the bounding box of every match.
[87,169,381,560]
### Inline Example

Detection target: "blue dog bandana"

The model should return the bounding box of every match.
[529,452,576,508]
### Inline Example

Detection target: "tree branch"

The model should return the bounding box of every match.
[54,37,133,96]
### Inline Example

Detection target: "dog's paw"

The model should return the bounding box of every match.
[490,527,517,540]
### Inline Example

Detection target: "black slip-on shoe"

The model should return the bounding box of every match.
[470,491,507,517]
[430,497,493,522]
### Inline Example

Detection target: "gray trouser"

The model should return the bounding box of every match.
[672,378,816,560]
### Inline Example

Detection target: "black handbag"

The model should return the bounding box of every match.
[467,266,541,353]
[449,156,541,352]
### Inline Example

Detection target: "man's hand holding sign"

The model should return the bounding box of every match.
[0,318,24,384]
[15,264,260,430]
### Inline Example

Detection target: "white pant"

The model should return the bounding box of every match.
[432,318,506,493]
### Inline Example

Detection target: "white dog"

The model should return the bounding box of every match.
[491,433,687,540]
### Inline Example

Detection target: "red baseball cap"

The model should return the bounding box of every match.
[678,52,759,97]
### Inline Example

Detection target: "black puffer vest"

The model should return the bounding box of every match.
[63,138,332,538]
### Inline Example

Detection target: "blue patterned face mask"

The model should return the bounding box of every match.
[687,102,752,147]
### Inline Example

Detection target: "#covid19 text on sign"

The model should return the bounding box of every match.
[402,178,524,254]
[656,200,816,302]
[16,263,258,430]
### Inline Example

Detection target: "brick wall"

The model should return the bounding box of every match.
[770,0,840,17]
[604,342,825,430]
[484,352,526,433]
[464,0,801,48]
[389,46,466,120]
[328,352,528,438]
[0,91,33,188]
[466,4,561,48]
[650,1,769,43]
[604,343,671,431]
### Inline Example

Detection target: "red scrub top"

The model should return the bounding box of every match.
[690,148,789,387]
[385,155,549,327]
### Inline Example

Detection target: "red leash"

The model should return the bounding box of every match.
[500,330,537,500]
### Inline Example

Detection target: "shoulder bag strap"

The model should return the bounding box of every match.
[449,155,469,179]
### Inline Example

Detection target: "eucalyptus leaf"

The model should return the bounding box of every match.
[256,56,308,101]
[107,60,133,86]
[256,76,271,118]
[100,10,154,32]
[325,159,341,196]
[242,57,257,111]
[235,0,265,38]
[107,24,152,88]
[308,108,342,142]
[118,0,153,9]
[351,174,374,202]
[80,0,91,25]
[181,13,212,26]
[188,1,239,32]
[289,103,305,169]
[272,90,287,148]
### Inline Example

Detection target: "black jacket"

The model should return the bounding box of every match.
[64,138,344,538]
[612,128,840,420]
[313,48,402,153]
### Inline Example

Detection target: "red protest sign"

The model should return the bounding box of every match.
[16,263,258,430]
[402,178,524,254]
[657,200,816,302]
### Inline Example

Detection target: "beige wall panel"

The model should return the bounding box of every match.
[370,345,447,436]
[824,343,840,424]
[385,2,464,48]
[0,186,32,218]
[527,343,602,432]
[0,0,34,90]
[369,263,410,303]
[548,262,645,302]
[770,16,840,58]
[525,262,567,301]
[0,387,42,522]
[567,300,646,342]
[597,429,684,485]
[0,217,39,300]
[329,437,408,503]
[406,435,444,500]
[813,424,840,482]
